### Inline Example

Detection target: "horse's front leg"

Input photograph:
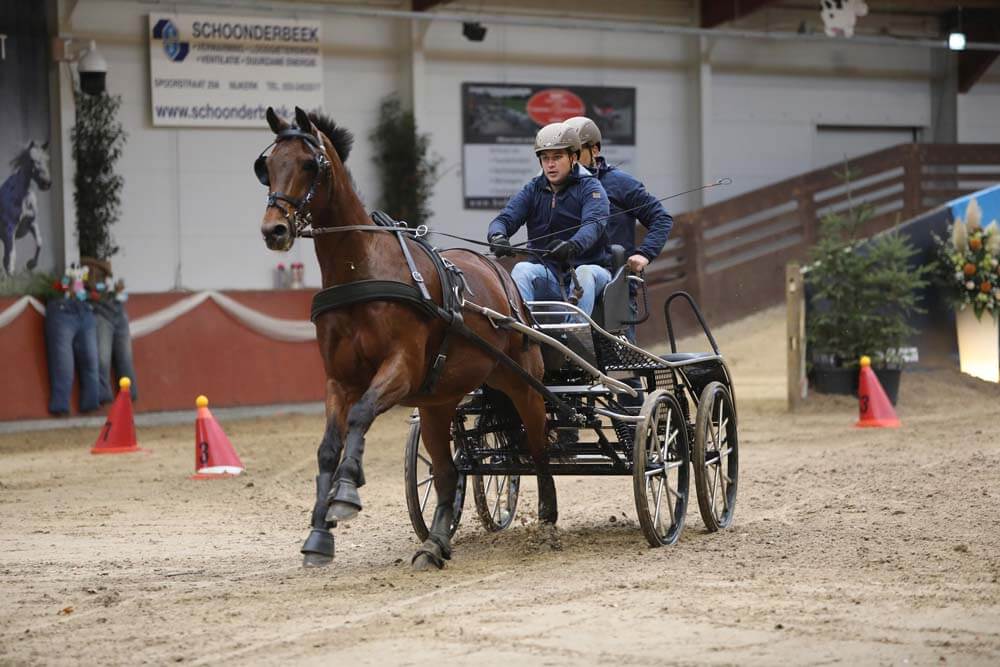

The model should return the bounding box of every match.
[301,381,347,567]
[26,222,41,271]
[326,354,414,523]
[1,236,14,275]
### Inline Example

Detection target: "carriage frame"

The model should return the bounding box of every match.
[404,271,740,548]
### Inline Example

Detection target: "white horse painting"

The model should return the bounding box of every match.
[1,140,51,274]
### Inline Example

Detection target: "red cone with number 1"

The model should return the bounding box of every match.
[855,356,900,428]
[91,377,143,454]
[192,395,244,479]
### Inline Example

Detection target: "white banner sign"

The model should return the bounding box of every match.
[148,13,323,127]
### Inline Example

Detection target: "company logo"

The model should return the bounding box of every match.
[526,89,586,126]
[152,19,190,62]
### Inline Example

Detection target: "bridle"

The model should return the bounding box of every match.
[255,128,330,237]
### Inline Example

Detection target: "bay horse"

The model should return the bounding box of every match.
[1,140,51,275]
[257,107,557,570]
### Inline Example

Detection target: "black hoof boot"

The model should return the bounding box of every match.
[325,480,362,523]
[411,536,451,571]
[537,475,558,525]
[301,528,335,567]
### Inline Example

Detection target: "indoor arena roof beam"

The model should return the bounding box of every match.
[701,0,781,29]
[133,0,1000,52]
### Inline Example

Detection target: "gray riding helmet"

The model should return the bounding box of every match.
[533,122,581,155]
[564,116,602,148]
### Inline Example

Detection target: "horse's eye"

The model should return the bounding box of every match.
[302,160,317,172]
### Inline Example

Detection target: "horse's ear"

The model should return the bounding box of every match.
[28,139,36,148]
[42,140,49,151]
[266,107,288,134]
[294,106,313,135]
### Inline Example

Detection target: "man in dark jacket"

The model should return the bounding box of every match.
[487,122,612,316]
[565,116,673,340]
[564,116,673,275]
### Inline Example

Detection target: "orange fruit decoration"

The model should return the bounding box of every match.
[982,281,993,293]
[970,237,983,251]
[964,262,977,276]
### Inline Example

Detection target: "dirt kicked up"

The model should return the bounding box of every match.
[2,307,999,665]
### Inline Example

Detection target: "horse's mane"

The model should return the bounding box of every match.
[307,113,354,164]
[9,145,35,171]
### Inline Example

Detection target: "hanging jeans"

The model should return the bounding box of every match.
[93,300,138,404]
[45,298,100,415]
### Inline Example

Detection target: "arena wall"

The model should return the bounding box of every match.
[53,1,1000,293]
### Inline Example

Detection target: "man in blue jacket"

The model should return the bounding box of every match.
[564,116,673,339]
[564,116,673,275]
[487,122,612,317]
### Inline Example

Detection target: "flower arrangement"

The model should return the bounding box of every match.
[935,197,1000,321]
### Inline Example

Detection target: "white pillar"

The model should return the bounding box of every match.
[696,35,714,208]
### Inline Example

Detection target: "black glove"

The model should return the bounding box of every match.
[546,239,579,264]
[489,234,514,257]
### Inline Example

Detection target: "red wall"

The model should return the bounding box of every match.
[0,291,326,421]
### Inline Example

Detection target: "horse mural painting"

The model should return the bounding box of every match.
[0,140,51,275]
[257,107,559,570]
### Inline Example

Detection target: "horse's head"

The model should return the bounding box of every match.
[256,106,334,252]
[24,140,52,190]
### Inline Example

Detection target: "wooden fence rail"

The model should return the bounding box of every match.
[639,143,1000,345]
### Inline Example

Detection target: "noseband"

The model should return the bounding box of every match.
[255,128,330,237]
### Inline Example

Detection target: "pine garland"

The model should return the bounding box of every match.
[72,93,127,260]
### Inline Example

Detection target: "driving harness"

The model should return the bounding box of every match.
[257,128,577,420]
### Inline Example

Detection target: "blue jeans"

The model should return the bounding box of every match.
[94,301,138,404]
[44,299,100,415]
[511,262,612,317]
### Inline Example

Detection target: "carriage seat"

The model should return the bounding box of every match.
[592,245,630,332]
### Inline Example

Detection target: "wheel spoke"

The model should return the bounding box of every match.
[644,466,666,478]
[417,476,434,488]
[492,476,506,520]
[652,476,665,532]
[420,475,434,511]
[417,452,432,468]
[715,463,728,512]
[664,468,676,526]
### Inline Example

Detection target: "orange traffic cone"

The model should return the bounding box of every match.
[191,396,244,479]
[855,356,900,428]
[91,377,144,454]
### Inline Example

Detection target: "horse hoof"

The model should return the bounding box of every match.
[302,552,333,568]
[326,501,360,523]
[300,528,335,565]
[325,481,362,522]
[411,553,441,571]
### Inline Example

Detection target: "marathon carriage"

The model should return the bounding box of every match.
[405,249,740,547]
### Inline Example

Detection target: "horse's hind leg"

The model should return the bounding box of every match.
[326,354,414,523]
[301,383,347,568]
[487,365,557,525]
[412,403,461,571]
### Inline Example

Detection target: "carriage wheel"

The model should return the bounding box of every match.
[692,382,739,531]
[470,426,520,532]
[404,412,466,542]
[632,390,690,547]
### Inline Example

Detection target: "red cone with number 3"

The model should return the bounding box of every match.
[192,395,244,479]
[91,377,143,454]
[855,356,901,428]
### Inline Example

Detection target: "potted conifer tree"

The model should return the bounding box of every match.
[806,190,928,404]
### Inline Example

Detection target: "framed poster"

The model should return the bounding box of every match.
[462,82,636,209]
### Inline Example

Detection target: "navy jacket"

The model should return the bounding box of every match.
[591,157,673,261]
[488,163,611,268]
